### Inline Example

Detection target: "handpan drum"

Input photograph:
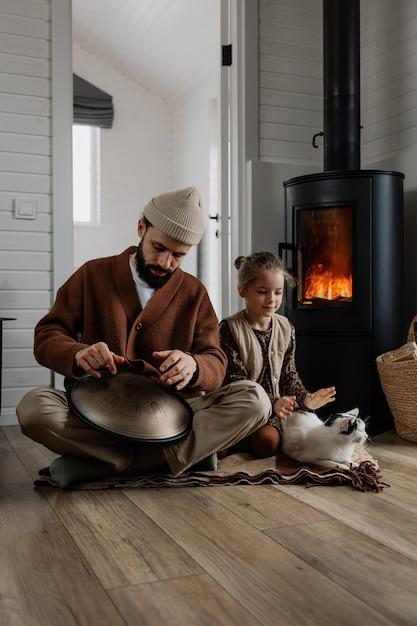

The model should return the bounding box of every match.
[67,372,193,443]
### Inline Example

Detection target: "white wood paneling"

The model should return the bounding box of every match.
[361,0,417,163]
[0,251,50,271]
[3,348,38,369]
[0,0,51,425]
[360,0,417,323]
[0,194,50,216]
[0,112,50,135]
[0,0,49,20]
[258,0,323,166]
[0,92,50,116]
[0,310,48,329]
[0,74,51,99]
[3,366,49,387]
[0,173,50,194]
[0,132,50,155]
[3,329,39,352]
[0,13,50,39]
[0,232,50,252]
[0,271,50,291]
[0,291,50,309]
[0,32,49,57]
[0,154,50,175]
[0,54,50,78]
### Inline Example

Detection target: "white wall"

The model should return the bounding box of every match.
[361,0,417,327]
[0,0,52,424]
[258,0,323,167]
[73,45,171,269]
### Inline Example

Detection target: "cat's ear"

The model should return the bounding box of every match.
[349,408,360,417]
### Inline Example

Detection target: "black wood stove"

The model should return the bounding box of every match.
[281,0,404,434]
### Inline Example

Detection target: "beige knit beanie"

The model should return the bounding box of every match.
[143,186,205,245]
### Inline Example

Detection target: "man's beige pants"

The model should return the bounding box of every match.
[16,380,270,476]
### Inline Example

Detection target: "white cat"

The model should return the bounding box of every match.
[280,408,368,470]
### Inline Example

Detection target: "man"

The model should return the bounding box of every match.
[17,187,271,487]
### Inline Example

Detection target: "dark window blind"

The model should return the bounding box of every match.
[73,74,114,129]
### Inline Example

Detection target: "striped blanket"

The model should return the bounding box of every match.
[34,444,386,493]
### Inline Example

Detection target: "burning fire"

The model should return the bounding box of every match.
[304,268,352,301]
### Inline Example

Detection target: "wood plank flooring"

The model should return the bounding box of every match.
[1,425,417,626]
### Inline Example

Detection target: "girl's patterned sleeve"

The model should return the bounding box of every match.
[219,320,250,384]
[279,323,310,409]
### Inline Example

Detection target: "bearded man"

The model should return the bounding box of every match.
[16,187,270,488]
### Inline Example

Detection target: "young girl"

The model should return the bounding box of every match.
[219,251,336,459]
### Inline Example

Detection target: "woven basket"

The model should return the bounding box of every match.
[376,315,417,442]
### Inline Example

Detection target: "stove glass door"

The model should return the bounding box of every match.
[296,205,353,308]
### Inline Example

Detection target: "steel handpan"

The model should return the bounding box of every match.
[67,372,193,443]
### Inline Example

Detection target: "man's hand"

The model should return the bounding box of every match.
[304,386,336,410]
[75,342,125,378]
[153,349,197,391]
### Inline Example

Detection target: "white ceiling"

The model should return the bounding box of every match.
[72,0,220,102]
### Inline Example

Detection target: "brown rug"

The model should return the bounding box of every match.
[34,443,387,493]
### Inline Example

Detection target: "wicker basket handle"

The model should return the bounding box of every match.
[407,314,417,342]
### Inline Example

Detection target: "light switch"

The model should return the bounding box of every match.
[14,198,37,219]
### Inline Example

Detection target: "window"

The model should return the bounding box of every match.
[72,124,100,225]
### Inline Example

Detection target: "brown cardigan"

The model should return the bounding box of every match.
[34,247,227,395]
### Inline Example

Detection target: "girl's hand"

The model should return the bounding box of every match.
[273,395,296,420]
[304,386,336,410]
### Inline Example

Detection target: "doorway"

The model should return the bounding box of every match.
[71,0,224,316]
[53,0,249,322]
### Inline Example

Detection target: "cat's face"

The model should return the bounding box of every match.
[324,408,368,445]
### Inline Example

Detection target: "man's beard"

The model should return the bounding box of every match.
[135,241,174,289]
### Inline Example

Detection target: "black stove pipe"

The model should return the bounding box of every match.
[323,0,361,171]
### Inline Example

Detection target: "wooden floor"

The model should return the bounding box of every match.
[1,426,417,626]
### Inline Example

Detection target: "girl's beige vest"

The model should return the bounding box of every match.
[224,310,292,400]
